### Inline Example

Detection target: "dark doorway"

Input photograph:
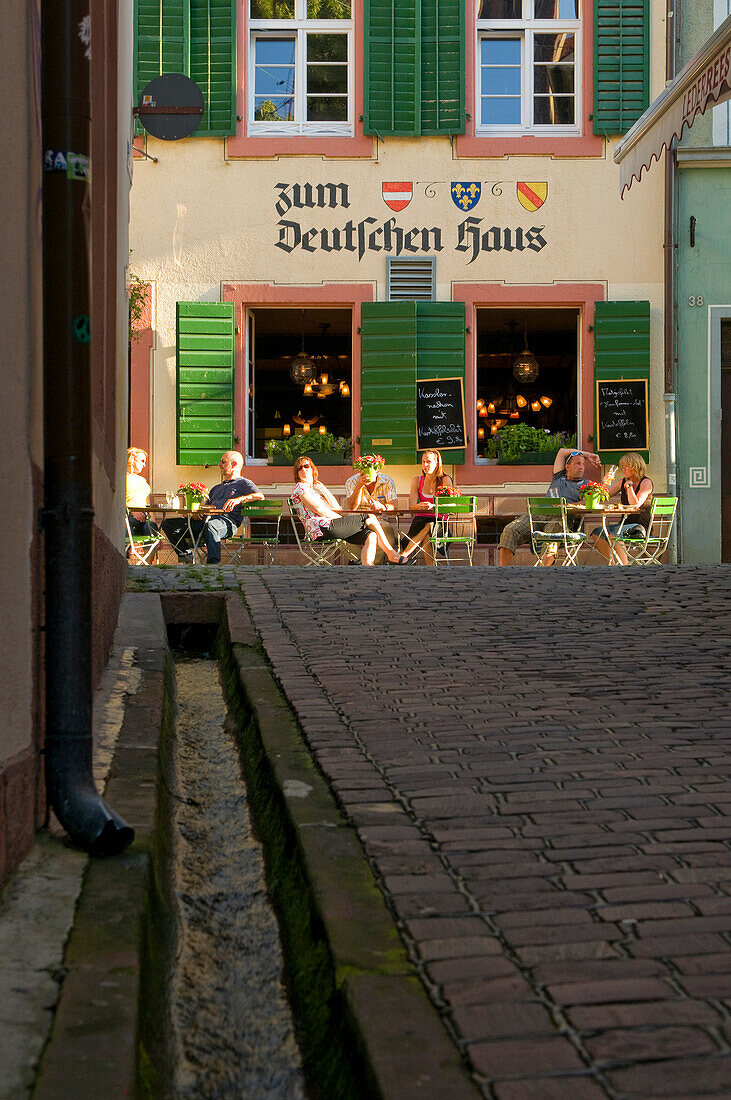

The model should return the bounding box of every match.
[722,319,731,562]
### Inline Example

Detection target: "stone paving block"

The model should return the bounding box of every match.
[567,999,723,1029]
[468,1035,586,1076]
[583,1025,718,1063]
[493,1078,608,1100]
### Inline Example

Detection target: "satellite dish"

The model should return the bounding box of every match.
[136,73,204,141]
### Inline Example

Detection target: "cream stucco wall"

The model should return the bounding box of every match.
[130,7,667,496]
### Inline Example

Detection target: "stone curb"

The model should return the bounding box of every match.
[222,592,479,1100]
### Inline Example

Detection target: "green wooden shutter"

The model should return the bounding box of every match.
[593,0,649,136]
[177,301,235,465]
[593,299,650,461]
[420,0,465,136]
[364,0,465,136]
[416,301,466,462]
[360,302,418,463]
[134,0,237,137]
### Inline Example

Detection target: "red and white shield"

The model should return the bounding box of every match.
[382,181,413,212]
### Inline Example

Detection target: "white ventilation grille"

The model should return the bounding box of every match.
[386,257,436,301]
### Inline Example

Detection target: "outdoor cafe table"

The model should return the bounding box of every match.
[137,505,228,562]
[565,502,640,564]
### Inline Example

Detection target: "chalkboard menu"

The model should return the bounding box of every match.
[416,378,466,451]
[596,379,649,452]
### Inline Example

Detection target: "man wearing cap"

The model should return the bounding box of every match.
[344,455,398,564]
[498,447,599,566]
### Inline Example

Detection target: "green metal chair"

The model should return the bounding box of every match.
[607,496,677,565]
[286,497,360,565]
[225,499,284,565]
[431,496,477,566]
[527,496,587,566]
[125,513,163,566]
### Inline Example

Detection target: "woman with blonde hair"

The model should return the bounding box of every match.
[126,447,157,535]
[593,452,653,564]
[290,456,403,566]
[401,449,454,564]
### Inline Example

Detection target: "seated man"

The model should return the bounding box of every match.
[344,455,398,564]
[162,451,264,564]
[498,447,599,566]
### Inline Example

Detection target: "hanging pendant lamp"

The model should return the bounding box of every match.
[290,310,317,385]
[512,326,539,384]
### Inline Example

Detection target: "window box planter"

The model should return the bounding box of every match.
[497,450,557,465]
[269,451,349,467]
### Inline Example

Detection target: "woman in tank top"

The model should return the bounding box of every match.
[400,449,453,564]
[592,451,653,564]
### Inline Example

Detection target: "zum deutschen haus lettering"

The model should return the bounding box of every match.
[273,183,548,265]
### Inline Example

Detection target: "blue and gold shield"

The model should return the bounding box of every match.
[451,182,481,211]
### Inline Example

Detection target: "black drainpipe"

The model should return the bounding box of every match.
[41,0,133,855]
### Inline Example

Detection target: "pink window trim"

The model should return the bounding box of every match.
[221,282,373,485]
[226,3,372,158]
[452,282,604,481]
[457,0,602,159]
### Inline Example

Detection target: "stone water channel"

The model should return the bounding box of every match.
[169,644,305,1098]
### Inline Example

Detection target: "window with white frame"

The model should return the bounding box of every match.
[476,0,580,134]
[249,0,353,135]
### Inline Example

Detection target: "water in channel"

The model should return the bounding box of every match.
[170,656,305,1099]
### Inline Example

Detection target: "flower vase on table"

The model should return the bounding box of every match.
[178,482,207,511]
[580,482,609,510]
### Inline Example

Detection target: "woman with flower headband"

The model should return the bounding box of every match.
[591,451,653,565]
[291,456,404,566]
[401,449,454,565]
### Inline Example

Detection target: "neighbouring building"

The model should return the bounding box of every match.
[130,1,667,511]
[0,2,132,883]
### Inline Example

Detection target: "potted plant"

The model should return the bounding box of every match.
[352,453,385,481]
[483,437,500,464]
[579,480,610,509]
[177,481,207,509]
[265,432,353,466]
[495,425,577,465]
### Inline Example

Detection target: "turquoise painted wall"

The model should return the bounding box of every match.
[676,167,731,562]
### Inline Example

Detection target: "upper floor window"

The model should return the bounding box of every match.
[476,0,580,135]
[249,0,353,135]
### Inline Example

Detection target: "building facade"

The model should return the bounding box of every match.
[675,1,731,562]
[0,1,132,883]
[130,1,667,506]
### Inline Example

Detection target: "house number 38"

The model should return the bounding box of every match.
[688,295,704,306]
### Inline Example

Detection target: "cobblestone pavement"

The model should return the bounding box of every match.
[235,565,731,1100]
[130,564,731,1097]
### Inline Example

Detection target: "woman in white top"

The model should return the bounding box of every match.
[126,447,157,535]
[290,457,404,566]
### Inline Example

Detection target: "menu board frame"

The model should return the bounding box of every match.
[595,378,649,453]
[415,377,467,452]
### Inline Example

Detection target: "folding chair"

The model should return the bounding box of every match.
[286,498,360,565]
[608,497,677,565]
[431,496,477,566]
[225,499,284,565]
[527,496,587,566]
[125,513,163,566]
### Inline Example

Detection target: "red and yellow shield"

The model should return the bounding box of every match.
[516,182,548,212]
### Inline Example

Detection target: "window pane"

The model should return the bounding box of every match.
[534,95,574,124]
[534,64,574,95]
[307,0,351,18]
[478,0,521,16]
[250,0,295,19]
[481,96,521,124]
[308,63,348,94]
[254,96,295,121]
[307,95,348,121]
[481,38,521,64]
[307,33,348,62]
[534,32,574,63]
[534,0,578,17]
[255,37,296,66]
[481,65,521,96]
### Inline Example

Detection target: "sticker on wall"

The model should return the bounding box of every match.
[382,182,413,212]
[451,182,481,211]
[516,182,548,212]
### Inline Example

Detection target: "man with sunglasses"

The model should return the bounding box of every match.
[498,447,599,566]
